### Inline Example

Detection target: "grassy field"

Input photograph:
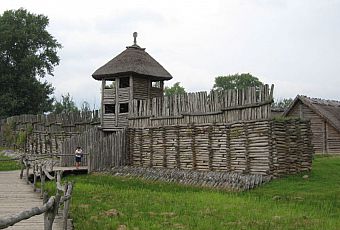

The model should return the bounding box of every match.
[0,149,20,171]
[44,155,340,229]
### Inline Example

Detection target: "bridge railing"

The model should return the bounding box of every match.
[0,154,75,230]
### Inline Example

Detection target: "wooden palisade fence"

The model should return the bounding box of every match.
[126,84,313,177]
[0,110,100,155]
[129,84,273,127]
[0,84,314,179]
[128,118,313,177]
[0,155,74,230]
[60,127,127,171]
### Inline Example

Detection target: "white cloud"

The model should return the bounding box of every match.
[2,0,340,106]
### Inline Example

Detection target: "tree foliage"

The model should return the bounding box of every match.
[0,8,61,118]
[272,98,293,110]
[213,73,264,92]
[164,82,186,97]
[52,93,79,114]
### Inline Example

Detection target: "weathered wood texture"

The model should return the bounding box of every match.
[128,119,314,177]
[129,84,273,128]
[286,101,340,154]
[60,127,127,171]
[0,84,315,179]
[101,77,165,130]
[0,111,100,155]
[110,167,271,191]
[0,171,66,230]
[326,123,340,153]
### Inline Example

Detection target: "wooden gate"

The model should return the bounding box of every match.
[60,127,127,171]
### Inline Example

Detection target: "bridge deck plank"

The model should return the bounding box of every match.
[0,171,66,230]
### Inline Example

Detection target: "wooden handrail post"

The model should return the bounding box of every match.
[43,192,49,205]
[33,163,37,192]
[44,192,61,230]
[56,171,62,185]
[62,182,73,230]
[88,152,91,173]
[19,155,25,179]
[40,166,45,199]
[51,154,54,171]
[25,163,30,185]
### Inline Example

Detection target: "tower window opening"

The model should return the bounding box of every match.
[104,104,115,114]
[119,103,129,113]
[119,77,130,88]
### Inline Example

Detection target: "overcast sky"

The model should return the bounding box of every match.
[1,0,340,108]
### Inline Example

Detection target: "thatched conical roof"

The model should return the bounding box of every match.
[92,34,172,81]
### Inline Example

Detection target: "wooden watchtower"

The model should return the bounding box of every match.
[92,32,172,131]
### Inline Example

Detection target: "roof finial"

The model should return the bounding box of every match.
[127,32,145,50]
[133,32,138,45]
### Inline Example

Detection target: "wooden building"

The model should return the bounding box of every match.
[283,95,340,154]
[92,33,172,131]
[271,108,284,117]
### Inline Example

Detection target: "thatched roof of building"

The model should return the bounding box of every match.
[284,95,340,133]
[92,33,172,81]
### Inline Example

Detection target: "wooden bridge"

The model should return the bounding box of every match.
[0,158,85,230]
[0,170,66,229]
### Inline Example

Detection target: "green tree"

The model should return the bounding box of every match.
[52,93,79,114]
[272,98,293,110]
[0,8,61,118]
[213,73,264,92]
[164,82,186,96]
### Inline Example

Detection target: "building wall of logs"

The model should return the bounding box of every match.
[285,100,340,154]
[326,124,340,153]
[0,111,100,155]
[128,119,313,177]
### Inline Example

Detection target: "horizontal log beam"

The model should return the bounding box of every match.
[0,197,54,229]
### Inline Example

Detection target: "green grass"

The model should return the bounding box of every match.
[46,155,340,230]
[0,150,21,171]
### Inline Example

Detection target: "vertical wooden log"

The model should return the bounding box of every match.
[26,163,30,185]
[115,78,119,127]
[191,125,197,170]
[139,129,143,166]
[284,121,290,175]
[63,182,73,230]
[44,193,61,230]
[226,125,231,172]
[40,166,45,198]
[295,120,303,173]
[127,128,133,166]
[149,128,154,167]
[43,191,49,205]
[176,126,180,169]
[268,121,274,176]
[208,125,213,171]
[20,155,25,179]
[162,127,167,168]
[56,171,62,186]
[88,141,92,173]
[244,123,250,174]
[33,163,37,192]
[51,153,54,171]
